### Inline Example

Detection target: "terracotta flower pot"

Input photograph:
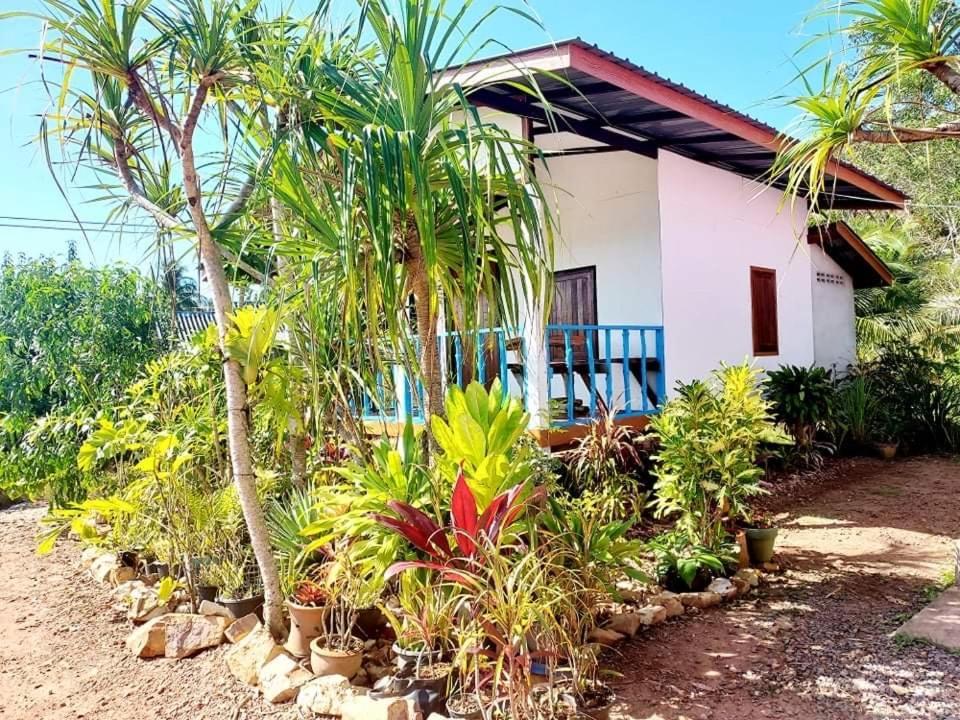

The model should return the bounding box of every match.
[285,599,328,658]
[875,441,898,460]
[310,636,364,679]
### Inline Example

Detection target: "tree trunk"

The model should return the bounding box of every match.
[181,78,285,640]
[406,246,443,425]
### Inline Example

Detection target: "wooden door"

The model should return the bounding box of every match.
[549,266,597,363]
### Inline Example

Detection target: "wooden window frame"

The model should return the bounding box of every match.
[750,266,779,357]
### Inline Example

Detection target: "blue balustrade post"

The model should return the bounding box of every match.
[497,330,508,398]
[454,334,464,387]
[621,328,632,413]
[564,329,574,424]
[586,332,596,417]
[640,330,649,413]
[477,331,486,385]
[656,328,666,408]
[604,328,613,410]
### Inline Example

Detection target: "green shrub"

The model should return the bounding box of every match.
[647,530,736,592]
[650,363,782,550]
[764,364,835,467]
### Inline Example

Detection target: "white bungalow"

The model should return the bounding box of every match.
[367,39,903,446]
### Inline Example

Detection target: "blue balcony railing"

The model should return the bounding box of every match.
[359,324,665,429]
[546,324,665,425]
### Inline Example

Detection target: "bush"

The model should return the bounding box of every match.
[561,404,652,522]
[764,364,835,467]
[847,349,960,453]
[650,363,782,550]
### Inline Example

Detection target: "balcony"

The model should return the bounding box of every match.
[360,324,666,431]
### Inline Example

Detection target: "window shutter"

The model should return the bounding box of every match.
[750,267,779,356]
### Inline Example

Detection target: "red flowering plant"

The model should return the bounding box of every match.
[373,468,544,588]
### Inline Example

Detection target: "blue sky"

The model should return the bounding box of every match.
[0,0,826,268]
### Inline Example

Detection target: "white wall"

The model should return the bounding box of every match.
[536,140,663,327]
[810,245,857,374]
[657,151,814,391]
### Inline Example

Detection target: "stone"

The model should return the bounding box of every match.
[225,613,260,644]
[707,578,738,601]
[761,562,781,574]
[730,576,751,596]
[89,554,118,584]
[127,588,166,623]
[677,592,722,609]
[225,624,284,686]
[896,586,960,652]
[734,568,761,588]
[109,565,138,586]
[126,615,168,658]
[588,627,625,645]
[80,546,102,568]
[259,653,314,704]
[341,694,410,720]
[297,674,362,715]
[163,613,230,659]
[365,663,392,684]
[614,579,646,604]
[199,600,233,619]
[636,605,667,626]
[651,592,684,618]
[605,612,642,637]
[427,713,450,720]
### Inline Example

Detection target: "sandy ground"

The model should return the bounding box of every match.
[1,456,959,720]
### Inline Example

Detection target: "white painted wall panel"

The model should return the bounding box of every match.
[657,151,814,391]
[810,245,857,374]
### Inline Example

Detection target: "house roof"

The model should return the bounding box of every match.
[175,310,216,342]
[455,39,907,210]
[808,222,894,288]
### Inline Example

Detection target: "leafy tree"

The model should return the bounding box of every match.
[0,255,167,502]
[13,0,289,635]
[777,1,960,356]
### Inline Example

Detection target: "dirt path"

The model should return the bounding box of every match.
[1,457,958,720]
[610,456,960,720]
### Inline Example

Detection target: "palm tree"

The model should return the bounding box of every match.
[266,0,556,426]
[852,217,960,357]
[14,0,288,636]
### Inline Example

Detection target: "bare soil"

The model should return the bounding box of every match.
[609,456,960,720]
[1,456,958,719]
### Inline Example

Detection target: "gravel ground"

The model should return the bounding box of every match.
[2,456,959,720]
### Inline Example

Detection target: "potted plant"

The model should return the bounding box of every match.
[309,556,365,678]
[382,573,452,673]
[210,553,264,620]
[871,399,902,460]
[741,516,779,566]
[194,561,220,603]
[285,580,329,658]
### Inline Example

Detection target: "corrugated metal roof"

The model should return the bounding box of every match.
[175,310,216,343]
[461,38,907,210]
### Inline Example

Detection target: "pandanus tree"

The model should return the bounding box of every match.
[12,0,292,636]
[267,0,556,425]
[775,0,960,200]
[773,0,960,357]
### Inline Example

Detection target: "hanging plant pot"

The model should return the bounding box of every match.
[744,527,779,565]
[218,593,264,621]
[310,636,364,679]
[285,599,329,658]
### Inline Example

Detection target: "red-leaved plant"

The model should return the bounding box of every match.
[373,469,543,587]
